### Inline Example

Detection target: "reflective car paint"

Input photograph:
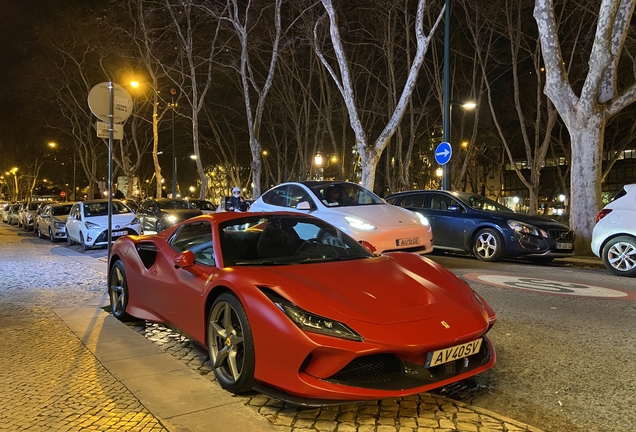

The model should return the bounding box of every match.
[108,212,496,403]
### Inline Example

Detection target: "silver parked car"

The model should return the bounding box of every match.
[35,203,73,242]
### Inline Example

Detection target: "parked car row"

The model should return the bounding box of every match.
[3,182,634,277]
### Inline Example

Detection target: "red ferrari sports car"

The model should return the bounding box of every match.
[108,211,496,404]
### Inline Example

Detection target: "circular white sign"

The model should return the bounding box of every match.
[464,273,636,300]
[88,82,133,123]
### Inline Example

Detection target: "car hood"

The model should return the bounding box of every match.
[83,214,137,227]
[53,215,69,223]
[245,254,474,325]
[475,210,568,229]
[323,204,420,227]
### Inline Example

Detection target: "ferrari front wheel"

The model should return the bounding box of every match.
[109,260,132,321]
[207,292,256,394]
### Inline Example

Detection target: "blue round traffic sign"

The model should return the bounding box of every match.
[435,142,452,165]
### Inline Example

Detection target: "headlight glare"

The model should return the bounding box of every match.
[414,212,429,226]
[344,216,376,231]
[167,215,177,223]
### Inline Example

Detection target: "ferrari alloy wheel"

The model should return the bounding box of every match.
[109,261,132,321]
[473,228,505,262]
[602,236,636,277]
[207,292,256,394]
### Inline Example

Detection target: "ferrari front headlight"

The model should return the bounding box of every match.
[263,290,363,341]
[280,303,363,341]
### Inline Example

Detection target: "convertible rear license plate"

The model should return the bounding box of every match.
[557,242,572,249]
[112,230,127,236]
[425,338,483,368]
[397,237,420,246]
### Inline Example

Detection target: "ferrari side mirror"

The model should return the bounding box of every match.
[174,250,204,276]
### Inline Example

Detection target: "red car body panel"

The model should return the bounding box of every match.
[109,212,496,402]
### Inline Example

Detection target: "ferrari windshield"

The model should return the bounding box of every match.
[308,182,384,208]
[219,215,372,266]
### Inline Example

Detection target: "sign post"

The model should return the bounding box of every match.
[88,82,132,262]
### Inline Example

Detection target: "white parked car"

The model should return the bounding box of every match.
[66,199,142,251]
[35,203,73,242]
[592,183,636,277]
[249,181,433,255]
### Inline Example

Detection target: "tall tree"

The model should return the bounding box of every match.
[314,0,444,191]
[534,0,636,253]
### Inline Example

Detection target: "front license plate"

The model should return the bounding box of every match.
[112,230,127,236]
[557,242,572,250]
[397,237,420,246]
[425,338,483,368]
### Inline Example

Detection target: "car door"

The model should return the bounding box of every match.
[138,200,155,232]
[425,193,466,250]
[66,204,82,241]
[154,220,216,341]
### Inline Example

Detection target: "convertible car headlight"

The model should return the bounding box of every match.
[262,289,363,341]
[414,212,430,226]
[344,216,376,231]
[507,220,539,236]
[84,221,101,230]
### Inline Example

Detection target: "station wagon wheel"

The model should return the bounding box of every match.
[207,292,256,394]
[109,260,132,321]
[473,228,505,262]
[602,236,636,277]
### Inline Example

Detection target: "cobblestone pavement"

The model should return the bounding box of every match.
[0,223,543,432]
[0,229,166,431]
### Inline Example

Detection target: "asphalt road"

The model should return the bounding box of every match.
[426,252,636,432]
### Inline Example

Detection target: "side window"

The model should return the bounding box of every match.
[430,194,452,211]
[399,194,425,208]
[71,204,80,219]
[288,185,313,209]
[262,186,289,208]
[170,221,215,266]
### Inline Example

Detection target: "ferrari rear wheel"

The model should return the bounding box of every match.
[207,292,256,394]
[473,228,505,262]
[109,260,133,321]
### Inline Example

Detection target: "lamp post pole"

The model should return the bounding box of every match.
[442,0,452,191]
[73,148,77,201]
[171,88,177,198]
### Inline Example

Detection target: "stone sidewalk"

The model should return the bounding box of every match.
[0,222,544,431]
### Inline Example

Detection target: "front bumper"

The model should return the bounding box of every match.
[506,228,575,258]
[87,227,140,246]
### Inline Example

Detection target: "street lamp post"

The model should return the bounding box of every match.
[170,88,177,199]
